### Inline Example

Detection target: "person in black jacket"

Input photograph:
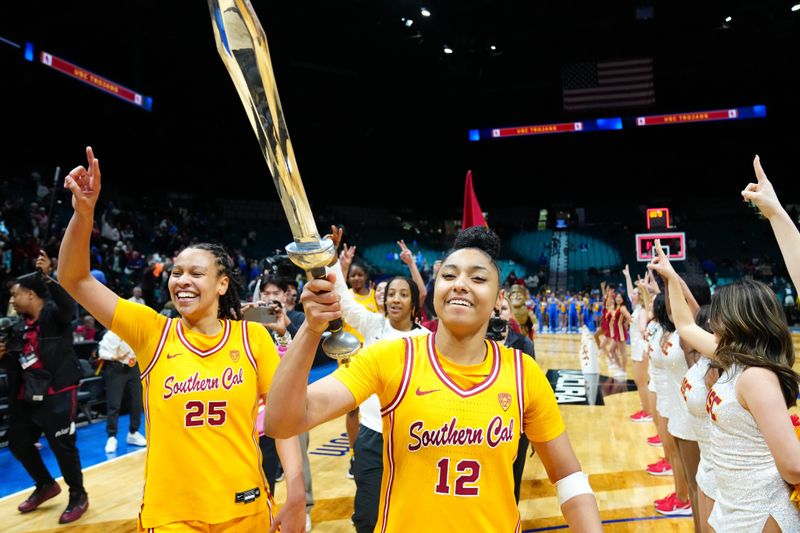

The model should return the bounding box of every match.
[495,296,536,504]
[0,251,88,524]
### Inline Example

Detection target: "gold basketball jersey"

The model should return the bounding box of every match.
[112,299,278,528]
[333,334,564,532]
[343,288,378,344]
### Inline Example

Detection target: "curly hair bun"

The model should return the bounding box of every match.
[452,226,501,259]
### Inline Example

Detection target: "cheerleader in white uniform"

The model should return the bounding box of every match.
[649,296,693,517]
[680,306,719,532]
[650,238,800,533]
[623,266,651,423]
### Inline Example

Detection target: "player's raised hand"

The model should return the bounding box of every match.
[398,239,414,266]
[647,239,678,281]
[64,146,102,217]
[300,273,342,334]
[326,224,344,250]
[339,243,356,274]
[742,155,782,220]
[622,264,630,278]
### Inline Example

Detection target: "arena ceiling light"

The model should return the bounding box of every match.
[443,46,453,54]
[421,8,431,17]
[402,18,414,27]
[725,16,732,22]
[792,4,800,12]
[490,45,497,51]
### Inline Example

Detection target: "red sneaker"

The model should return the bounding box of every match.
[630,410,653,423]
[655,494,692,516]
[58,492,88,524]
[646,434,662,447]
[654,491,675,506]
[646,459,673,476]
[647,457,667,469]
[17,482,61,513]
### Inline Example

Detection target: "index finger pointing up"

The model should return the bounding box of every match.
[653,238,667,259]
[753,155,767,184]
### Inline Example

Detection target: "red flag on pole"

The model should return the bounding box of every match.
[462,170,488,229]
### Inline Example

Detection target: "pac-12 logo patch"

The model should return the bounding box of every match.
[230,350,241,363]
[498,392,512,412]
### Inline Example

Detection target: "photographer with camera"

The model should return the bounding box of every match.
[243,274,316,531]
[487,296,535,504]
[0,251,88,524]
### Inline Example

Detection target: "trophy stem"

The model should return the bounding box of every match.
[287,241,361,364]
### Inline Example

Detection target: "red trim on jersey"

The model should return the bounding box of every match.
[427,334,500,397]
[380,337,414,417]
[142,375,151,505]
[380,410,397,533]
[250,393,272,526]
[140,318,172,381]
[241,321,258,371]
[514,349,525,435]
[176,319,231,357]
[143,375,150,429]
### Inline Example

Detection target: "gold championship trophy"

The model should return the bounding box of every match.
[207,0,360,362]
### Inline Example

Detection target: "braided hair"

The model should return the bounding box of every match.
[187,243,242,320]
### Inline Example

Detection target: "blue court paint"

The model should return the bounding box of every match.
[0,366,338,498]
[0,415,145,498]
[522,514,687,532]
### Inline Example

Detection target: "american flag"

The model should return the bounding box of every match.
[562,58,655,112]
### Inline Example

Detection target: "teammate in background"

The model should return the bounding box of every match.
[57,147,306,533]
[266,226,603,532]
[326,226,430,533]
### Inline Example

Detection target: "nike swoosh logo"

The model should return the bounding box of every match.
[166,353,182,359]
[415,387,440,396]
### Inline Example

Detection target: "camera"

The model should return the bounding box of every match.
[0,316,25,354]
[242,301,279,324]
[485,311,508,342]
[263,253,300,279]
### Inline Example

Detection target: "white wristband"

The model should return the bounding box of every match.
[555,471,593,506]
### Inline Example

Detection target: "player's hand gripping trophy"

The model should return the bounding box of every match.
[207,0,360,363]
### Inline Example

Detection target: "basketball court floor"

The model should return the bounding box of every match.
[7,332,789,532]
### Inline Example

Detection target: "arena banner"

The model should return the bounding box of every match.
[635,105,766,127]
[39,51,152,111]
[468,117,622,141]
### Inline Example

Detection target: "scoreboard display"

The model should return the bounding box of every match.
[646,208,670,230]
[636,233,686,262]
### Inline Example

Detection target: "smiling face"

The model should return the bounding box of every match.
[375,280,388,311]
[385,278,413,324]
[168,248,229,321]
[434,248,502,336]
[348,264,367,292]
